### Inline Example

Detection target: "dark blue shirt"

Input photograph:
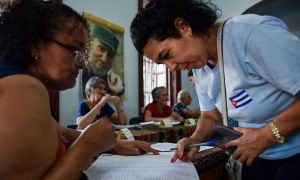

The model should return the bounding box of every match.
[76,101,115,122]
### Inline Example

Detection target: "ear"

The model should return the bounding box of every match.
[174,18,191,34]
[29,39,41,58]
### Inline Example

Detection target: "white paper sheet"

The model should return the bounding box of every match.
[113,124,142,130]
[140,121,180,126]
[85,152,199,180]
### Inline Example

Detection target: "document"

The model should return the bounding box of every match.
[140,121,180,126]
[113,124,142,130]
[85,152,199,180]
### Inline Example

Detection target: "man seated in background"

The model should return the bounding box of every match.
[172,90,201,119]
[187,70,195,85]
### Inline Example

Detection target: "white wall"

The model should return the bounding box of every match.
[60,0,261,126]
[211,0,261,20]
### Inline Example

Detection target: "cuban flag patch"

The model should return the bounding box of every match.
[229,90,252,108]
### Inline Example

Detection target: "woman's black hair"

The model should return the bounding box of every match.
[130,0,221,55]
[0,0,89,69]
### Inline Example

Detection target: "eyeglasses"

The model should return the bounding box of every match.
[96,85,107,92]
[46,37,89,66]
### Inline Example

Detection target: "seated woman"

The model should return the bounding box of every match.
[172,90,201,119]
[0,1,157,179]
[144,86,183,122]
[76,76,127,129]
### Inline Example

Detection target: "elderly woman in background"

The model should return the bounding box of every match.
[130,0,300,179]
[0,1,157,179]
[172,90,201,119]
[76,76,127,129]
[144,86,183,122]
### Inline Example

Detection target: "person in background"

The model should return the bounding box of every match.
[144,86,183,122]
[0,1,157,179]
[187,70,195,85]
[172,90,201,119]
[77,76,127,129]
[130,0,300,179]
[82,24,125,98]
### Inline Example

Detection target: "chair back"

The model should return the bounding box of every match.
[67,124,78,129]
[129,117,143,125]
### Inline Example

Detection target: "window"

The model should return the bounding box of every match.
[143,56,167,107]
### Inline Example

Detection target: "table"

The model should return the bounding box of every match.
[124,125,196,143]
[119,125,226,179]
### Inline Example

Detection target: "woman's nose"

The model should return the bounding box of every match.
[164,60,178,72]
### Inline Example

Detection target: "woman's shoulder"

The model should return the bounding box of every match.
[145,102,155,108]
[0,74,48,96]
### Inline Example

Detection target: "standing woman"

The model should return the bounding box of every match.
[130,0,300,179]
[144,86,183,122]
[77,76,127,130]
[0,1,157,179]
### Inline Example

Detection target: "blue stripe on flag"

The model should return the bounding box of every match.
[230,90,246,99]
[236,99,252,108]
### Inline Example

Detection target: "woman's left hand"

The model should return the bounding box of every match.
[225,126,275,166]
[110,95,120,105]
[113,140,159,155]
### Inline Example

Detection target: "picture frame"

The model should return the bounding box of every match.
[82,12,126,100]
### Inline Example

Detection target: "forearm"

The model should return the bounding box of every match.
[144,117,164,122]
[62,128,81,148]
[77,105,101,129]
[117,109,127,125]
[185,108,201,118]
[114,104,127,125]
[170,111,183,121]
[190,110,221,142]
[268,98,300,137]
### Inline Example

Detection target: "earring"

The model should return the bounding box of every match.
[35,53,39,61]
[190,33,196,36]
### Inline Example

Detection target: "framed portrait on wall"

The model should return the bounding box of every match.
[82,12,126,100]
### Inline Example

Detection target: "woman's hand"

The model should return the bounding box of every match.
[171,137,200,163]
[225,126,275,166]
[77,117,116,155]
[97,94,111,107]
[167,116,175,120]
[113,140,159,155]
[110,95,121,106]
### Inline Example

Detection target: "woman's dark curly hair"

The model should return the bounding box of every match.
[130,0,221,55]
[0,0,89,69]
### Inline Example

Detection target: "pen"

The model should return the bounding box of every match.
[170,140,217,150]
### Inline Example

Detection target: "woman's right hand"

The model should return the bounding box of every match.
[97,94,111,107]
[171,137,200,163]
[78,117,116,155]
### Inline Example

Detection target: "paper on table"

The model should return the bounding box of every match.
[113,124,141,130]
[140,121,155,125]
[151,142,213,152]
[140,121,180,126]
[85,152,199,180]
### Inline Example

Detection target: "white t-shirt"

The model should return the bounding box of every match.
[194,14,300,160]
